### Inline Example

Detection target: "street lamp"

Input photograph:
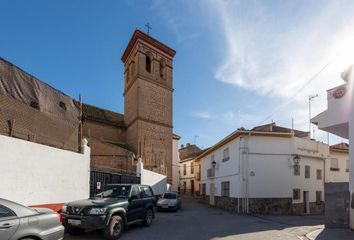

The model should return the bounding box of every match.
[309,94,318,139]
[211,160,216,169]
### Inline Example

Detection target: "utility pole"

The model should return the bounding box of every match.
[309,94,318,139]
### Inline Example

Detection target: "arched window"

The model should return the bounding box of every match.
[145,55,151,73]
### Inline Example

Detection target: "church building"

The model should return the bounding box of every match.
[84,29,176,184]
[0,29,177,186]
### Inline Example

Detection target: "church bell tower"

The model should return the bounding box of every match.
[121,29,176,183]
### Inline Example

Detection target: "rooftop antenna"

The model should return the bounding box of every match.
[309,94,318,139]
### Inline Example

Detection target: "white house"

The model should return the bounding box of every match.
[199,123,328,215]
[312,66,354,229]
[172,134,181,192]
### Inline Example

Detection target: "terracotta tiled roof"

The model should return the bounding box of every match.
[330,142,349,152]
[179,144,204,161]
[121,29,176,63]
[82,103,125,127]
[251,123,309,138]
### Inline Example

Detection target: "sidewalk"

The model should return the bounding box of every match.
[306,228,354,240]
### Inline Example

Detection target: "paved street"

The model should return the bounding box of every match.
[64,198,324,240]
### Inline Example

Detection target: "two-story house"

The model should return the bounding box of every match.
[199,123,328,215]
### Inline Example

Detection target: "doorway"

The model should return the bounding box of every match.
[303,191,310,214]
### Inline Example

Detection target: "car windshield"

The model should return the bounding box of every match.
[95,185,131,199]
[162,193,177,199]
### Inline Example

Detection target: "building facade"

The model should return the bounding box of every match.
[199,123,327,215]
[326,143,349,183]
[172,134,181,192]
[178,144,204,195]
[312,66,353,229]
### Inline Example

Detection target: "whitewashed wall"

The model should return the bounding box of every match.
[141,168,167,196]
[201,135,325,203]
[172,138,180,192]
[0,134,90,206]
[200,138,241,198]
[326,151,349,183]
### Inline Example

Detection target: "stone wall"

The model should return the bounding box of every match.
[248,198,292,215]
[292,202,325,215]
[199,195,324,215]
[325,182,350,228]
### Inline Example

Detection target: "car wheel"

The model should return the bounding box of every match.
[143,208,154,227]
[104,215,124,240]
[66,226,85,235]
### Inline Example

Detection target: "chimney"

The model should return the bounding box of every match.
[186,143,191,147]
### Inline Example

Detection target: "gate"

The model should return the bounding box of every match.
[90,171,140,196]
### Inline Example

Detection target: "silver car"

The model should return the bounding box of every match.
[0,198,64,240]
[157,192,181,211]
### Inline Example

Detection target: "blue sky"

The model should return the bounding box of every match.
[1,0,353,148]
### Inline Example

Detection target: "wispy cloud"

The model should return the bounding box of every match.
[205,0,354,139]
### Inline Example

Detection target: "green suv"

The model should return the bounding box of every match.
[61,184,156,239]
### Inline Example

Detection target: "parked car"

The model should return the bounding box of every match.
[61,184,156,239]
[157,192,181,211]
[0,198,64,240]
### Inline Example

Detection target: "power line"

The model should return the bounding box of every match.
[257,52,341,125]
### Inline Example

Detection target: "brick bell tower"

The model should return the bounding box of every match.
[121,29,176,184]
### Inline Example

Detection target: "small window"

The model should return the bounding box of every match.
[59,101,67,111]
[316,169,322,180]
[294,165,300,176]
[221,181,230,197]
[183,164,187,175]
[222,148,230,162]
[293,189,301,200]
[305,165,310,179]
[346,160,349,172]
[0,205,15,218]
[145,55,151,73]
[191,162,194,174]
[330,158,340,171]
[201,184,206,195]
[316,191,322,205]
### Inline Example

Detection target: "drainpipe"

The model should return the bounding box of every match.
[238,137,242,213]
[246,130,251,214]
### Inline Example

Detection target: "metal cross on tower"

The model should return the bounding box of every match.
[145,22,152,35]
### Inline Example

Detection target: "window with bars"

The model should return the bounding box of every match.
[293,189,301,200]
[222,148,230,162]
[330,158,340,171]
[201,184,206,195]
[316,169,322,180]
[221,181,230,197]
[316,191,322,205]
[346,160,349,172]
[305,165,310,178]
[183,164,186,176]
[207,168,215,178]
[191,162,194,174]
